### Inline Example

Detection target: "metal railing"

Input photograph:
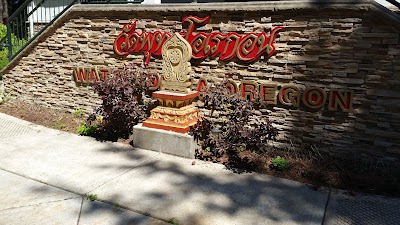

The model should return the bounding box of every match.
[386,0,400,9]
[0,0,143,62]
[81,0,136,3]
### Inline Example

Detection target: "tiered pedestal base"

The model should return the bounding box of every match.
[133,124,198,159]
[142,91,199,133]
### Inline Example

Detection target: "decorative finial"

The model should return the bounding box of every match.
[161,33,192,94]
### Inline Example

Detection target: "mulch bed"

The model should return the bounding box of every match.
[197,146,400,197]
[0,99,83,133]
[1,99,399,197]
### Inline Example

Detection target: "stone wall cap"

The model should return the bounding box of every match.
[72,0,375,12]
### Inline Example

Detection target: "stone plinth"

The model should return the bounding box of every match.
[133,124,197,159]
[142,90,199,133]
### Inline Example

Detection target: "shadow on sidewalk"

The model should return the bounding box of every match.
[89,145,329,225]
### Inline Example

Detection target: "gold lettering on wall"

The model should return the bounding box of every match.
[73,66,109,85]
[260,83,278,105]
[328,89,354,112]
[279,85,301,107]
[302,87,327,109]
[72,66,355,113]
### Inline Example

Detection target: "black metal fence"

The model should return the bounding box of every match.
[81,0,132,3]
[0,0,143,62]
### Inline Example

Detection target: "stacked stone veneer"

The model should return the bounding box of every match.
[2,2,400,161]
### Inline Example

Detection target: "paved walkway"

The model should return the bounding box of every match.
[0,112,399,225]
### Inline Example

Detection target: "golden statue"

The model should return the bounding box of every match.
[143,33,199,133]
[161,34,192,93]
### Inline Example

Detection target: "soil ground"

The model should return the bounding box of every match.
[1,99,399,197]
[197,148,400,197]
[0,99,83,133]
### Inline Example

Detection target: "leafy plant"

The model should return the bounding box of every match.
[72,108,84,116]
[190,80,278,167]
[85,194,98,202]
[52,119,66,130]
[0,24,28,70]
[0,48,8,71]
[87,63,155,140]
[270,156,289,171]
[0,81,8,104]
[168,218,180,225]
[0,93,6,105]
[0,24,8,70]
[77,123,97,136]
[113,203,123,209]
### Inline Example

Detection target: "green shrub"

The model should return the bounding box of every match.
[77,123,98,136]
[84,194,97,202]
[0,49,8,71]
[0,81,8,104]
[52,119,66,131]
[271,156,289,171]
[0,22,5,38]
[0,24,9,71]
[72,108,84,116]
[168,218,180,225]
[0,24,28,71]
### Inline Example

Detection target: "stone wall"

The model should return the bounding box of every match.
[2,1,400,161]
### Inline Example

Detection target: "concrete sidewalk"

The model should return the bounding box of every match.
[0,112,399,225]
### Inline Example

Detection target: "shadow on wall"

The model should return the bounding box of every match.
[267,4,400,161]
